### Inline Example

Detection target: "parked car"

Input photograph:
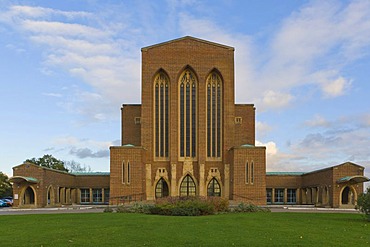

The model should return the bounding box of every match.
[0,199,8,207]
[1,198,12,206]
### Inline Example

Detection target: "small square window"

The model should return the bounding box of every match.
[134,117,141,124]
[235,117,242,124]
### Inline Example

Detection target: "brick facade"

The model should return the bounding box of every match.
[11,36,368,208]
[11,163,109,208]
[109,36,268,205]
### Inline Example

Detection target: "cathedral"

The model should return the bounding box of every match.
[10,37,368,208]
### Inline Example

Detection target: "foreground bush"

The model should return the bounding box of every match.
[357,187,370,221]
[231,202,270,213]
[114,197,269,216]
[116,202,154,214]
[149,196,229,216]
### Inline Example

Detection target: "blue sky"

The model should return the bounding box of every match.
[0,0,369,186]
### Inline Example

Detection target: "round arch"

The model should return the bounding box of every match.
[20,186,36,206]
[47,185,55,206]
[321,186,329,205]
[340,185,357,207]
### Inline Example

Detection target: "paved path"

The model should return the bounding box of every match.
[0,206,105,215]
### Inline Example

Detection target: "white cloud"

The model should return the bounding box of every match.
[304,115,330,128]
[321,76,351,97]
[21,20,109,39]
[312,70,352,98]
[256,140,278,156]
[0,4,141,121]
[256,121,273,138]
[261,90,294,110]
[9,5,91,19]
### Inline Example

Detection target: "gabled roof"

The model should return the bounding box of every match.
[302,161,365,176]
[13,162,70,175]
[141,36,234,51]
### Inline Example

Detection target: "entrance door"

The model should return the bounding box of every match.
[23,186,35,205]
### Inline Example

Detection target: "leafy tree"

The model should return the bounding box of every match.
[25,154,69,172]
[357,187,370,221]
[64,160,92,173]
[0,172,12,198]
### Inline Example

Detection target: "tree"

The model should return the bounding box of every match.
[25,154,69,172]
[357,187,370,221]
[64,160,92,173]
[0,172,12,198]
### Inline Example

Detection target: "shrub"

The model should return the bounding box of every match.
[149,196,227,216]
[116,203,154,214]
[357,187,370,221]
[116,205,131,213]
[103,206,114,213]
[231,202,270,213]
[208,197,229,213]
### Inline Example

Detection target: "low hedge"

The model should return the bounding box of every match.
[114,197,269,216]
[150,197,217,216]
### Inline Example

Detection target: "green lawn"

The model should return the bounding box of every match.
[1,212,369,246]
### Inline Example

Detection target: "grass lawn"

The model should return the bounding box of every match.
[1,212,369,246]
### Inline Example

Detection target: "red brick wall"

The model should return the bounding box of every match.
[121,105,141,146]
[234,104,255,146]
[231,147,266,205]
[141,37,235,165]
[109,146,145,203]
[266,175,302,188]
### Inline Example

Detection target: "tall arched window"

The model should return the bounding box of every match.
[155,178,169,198]
[206,72,222,158]
[250,162,254,184]
[127,162,130,184]
[180,175,196,196]
[122,161,125,184]
[179,69,197,158]
[207,178,221,197]
[122,160,131,184]
[154,71,169,158]
[245,161,249,184]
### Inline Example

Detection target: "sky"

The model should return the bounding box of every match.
[0,0,369,187]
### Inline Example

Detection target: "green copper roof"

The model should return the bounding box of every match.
[240,144,255,148]
[266,172,306,176]
[122,144,135,147]
[72,172,110,176]
[9,176,39,183]
[337,175,369,184]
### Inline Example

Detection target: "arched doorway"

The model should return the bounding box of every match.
[321,186,329,206]
[341,186,355,205]
[180,175,196,196]
[47,186,55,206]
[155,178,169,198]
[207,178,221,197]
[23,186,36,205]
